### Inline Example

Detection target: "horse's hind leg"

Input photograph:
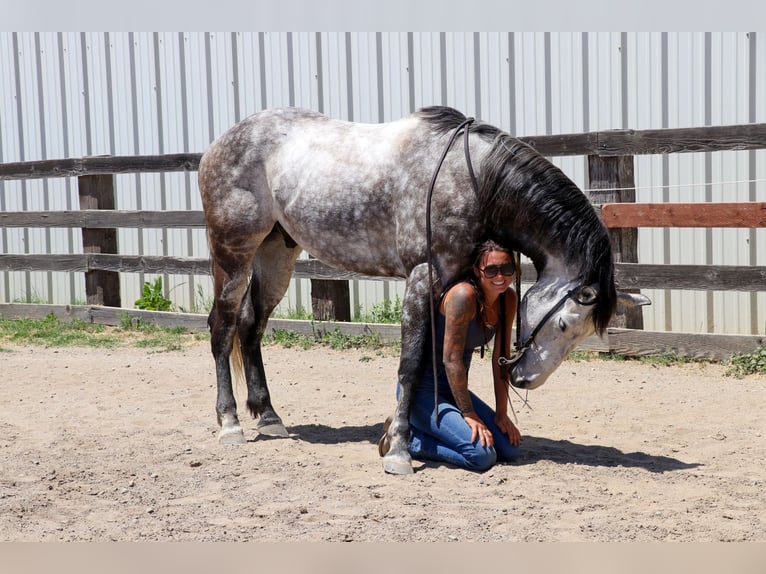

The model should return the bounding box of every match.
[237,227,302,437]
[209,254,258,445]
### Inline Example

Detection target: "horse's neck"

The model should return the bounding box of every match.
[519,244,580,287]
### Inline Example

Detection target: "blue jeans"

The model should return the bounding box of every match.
[398,374,521,471]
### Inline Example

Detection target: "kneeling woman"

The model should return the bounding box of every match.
[381,240,523,471]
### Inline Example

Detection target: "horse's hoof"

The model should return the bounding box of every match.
[218,427,247,445]
[383,453,414,475]
[256,421,289,437]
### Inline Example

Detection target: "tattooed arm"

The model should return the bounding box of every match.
[440,282,477,416]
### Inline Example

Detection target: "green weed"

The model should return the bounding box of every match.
[356,296,403,324]
[724,347,766,378]
[134,277,172,311]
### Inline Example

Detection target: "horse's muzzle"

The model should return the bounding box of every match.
[510,378,532,389]
[510,375,547,390]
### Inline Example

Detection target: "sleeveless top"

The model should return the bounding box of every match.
[424,303,498,395]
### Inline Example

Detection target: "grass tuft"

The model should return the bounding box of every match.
[724,347,766,378]
[0,314,205,352]
[0,314,119,348]
[263,326,399,355]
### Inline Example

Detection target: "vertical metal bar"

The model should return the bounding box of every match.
[473,32,481,119]
[407,32,416,113]
[128,32,145,288]
[620,32,629,130]
[507,32,516,136]
[704,32,714,333]
[582,32,590,185]
[258,32,268,110]
[376,32,384,123]
[661,32,672,331]
[287,31,295,107]
[79,32,93,155]
[344,32,353,120]
[316,32,325,114]
[34,32,54,304]
[57,33,77,303]
[231,32,241,122]
[370,31,385,318]
[153,33,170,300]
[0,39,8,302]
[104,32,116,155]
[204,32,215,142]
[544,32,551,134]
[284,32,301,313]
[440,32,448,107]
[748,32,758,334]
[178,32,196,311]
[11,33,31,302]
[581,32,590,133]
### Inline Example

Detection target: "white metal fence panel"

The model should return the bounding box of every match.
[1,32,764,334]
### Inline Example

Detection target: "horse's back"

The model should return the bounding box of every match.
[200,108,431,277]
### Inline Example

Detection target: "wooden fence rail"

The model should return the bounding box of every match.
[1,121,766,359]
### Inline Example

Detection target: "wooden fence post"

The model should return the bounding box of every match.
[310,278,351,322]
[78,174,121,307]
[587,155,644,330]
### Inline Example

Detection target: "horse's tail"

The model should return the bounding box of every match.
[230,332,246,394]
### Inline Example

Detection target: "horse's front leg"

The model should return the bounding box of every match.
[383,264,431,475]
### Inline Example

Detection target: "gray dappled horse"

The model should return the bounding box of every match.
[199,106,649,475]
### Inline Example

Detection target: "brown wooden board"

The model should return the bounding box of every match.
[601,202,766,228]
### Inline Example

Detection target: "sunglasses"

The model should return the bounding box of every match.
[478,263,516,278]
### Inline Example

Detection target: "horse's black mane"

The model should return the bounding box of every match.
[417,105,616,333]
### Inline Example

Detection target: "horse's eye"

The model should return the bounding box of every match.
[558,318,567,332]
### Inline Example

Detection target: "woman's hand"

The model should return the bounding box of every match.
[494,413,522,446]
[463,412,494,447]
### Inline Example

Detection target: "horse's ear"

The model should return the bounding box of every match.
[576,285,599,305]
[615,291,652,316]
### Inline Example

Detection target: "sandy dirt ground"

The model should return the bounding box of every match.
[1,341,764,542]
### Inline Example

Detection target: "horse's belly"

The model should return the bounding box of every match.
[284,218,407,279]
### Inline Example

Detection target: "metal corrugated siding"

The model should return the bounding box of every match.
[1,32,764,334]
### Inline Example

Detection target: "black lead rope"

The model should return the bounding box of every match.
[514,251,522,353]
[426,118,477,425]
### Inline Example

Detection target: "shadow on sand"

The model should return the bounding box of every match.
[264,422,700,474]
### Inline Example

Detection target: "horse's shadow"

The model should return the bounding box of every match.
[267,423,701,474]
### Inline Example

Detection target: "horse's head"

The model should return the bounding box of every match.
[509,278,650,389]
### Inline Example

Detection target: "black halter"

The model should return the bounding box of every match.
[499,286,598,369]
